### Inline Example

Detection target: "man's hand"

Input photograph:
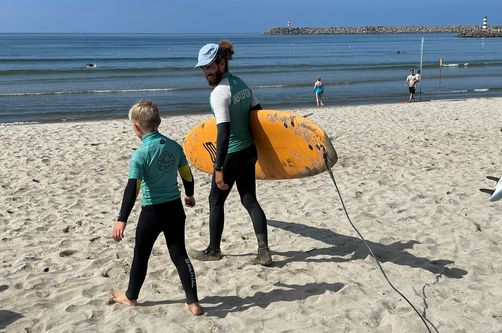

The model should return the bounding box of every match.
[112,221,126,242]
[215,170,229,190]
[184,195,196,207]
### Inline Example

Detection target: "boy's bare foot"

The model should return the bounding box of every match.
[186,302,203,316]
[109,289,138,306]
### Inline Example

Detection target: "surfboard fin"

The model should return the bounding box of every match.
[486,176,500,182]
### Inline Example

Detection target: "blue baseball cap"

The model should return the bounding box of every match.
[195,43,219,68]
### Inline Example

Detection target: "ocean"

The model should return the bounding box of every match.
[1,33,502,124]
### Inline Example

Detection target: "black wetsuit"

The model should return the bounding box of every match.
[208,141,268,251]
[117,132,198,303]
[125,199,197,303]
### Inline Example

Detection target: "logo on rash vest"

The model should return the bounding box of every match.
[232,88,251,104]
[158,151,175,172]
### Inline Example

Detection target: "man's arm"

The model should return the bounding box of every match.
[213,122,230,190]
[214,122,230,170]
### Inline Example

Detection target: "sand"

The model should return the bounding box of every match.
[1,97,502,332]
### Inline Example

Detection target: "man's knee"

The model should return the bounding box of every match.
[241,195,259,209]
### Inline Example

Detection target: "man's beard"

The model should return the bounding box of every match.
[206,71,223,87]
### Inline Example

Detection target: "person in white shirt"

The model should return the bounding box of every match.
[404,69,417,102]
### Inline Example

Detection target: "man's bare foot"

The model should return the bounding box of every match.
[109,288,138,306]
[186,302,203,316]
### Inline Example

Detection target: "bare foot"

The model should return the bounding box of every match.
[186,302,203,316]
[109,288,138,306]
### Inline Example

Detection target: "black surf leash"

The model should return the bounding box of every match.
[322,150,439,333]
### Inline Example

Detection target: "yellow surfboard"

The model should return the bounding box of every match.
[183,109,337,180]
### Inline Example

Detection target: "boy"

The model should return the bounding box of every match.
[109,100,202,316]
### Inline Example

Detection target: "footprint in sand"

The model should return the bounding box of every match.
[65,304,79,313]
[59,249,77,257]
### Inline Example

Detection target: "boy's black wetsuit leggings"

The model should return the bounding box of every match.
[208,144,268,251]
[126,199,198,304]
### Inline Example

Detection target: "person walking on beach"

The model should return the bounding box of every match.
[313,76,325,106]
[109,100,202,316]
[192,40,272,266]
[404,69,417,103]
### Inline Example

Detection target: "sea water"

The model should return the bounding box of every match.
[1,33,502,123]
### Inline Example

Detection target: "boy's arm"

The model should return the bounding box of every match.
[112,178,141,241]
[117,178,141,222]
[178,164,195,207]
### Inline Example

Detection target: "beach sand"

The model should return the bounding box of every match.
[1,97,502,332]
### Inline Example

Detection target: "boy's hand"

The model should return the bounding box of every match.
[112,221,126,241]
[184,195,196,208]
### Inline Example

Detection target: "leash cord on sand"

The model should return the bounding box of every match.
[322,152,438,333]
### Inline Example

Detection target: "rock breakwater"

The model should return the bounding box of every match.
[264,25,502,37]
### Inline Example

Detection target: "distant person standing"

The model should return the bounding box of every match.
[404,69,417,103]
[313,77,325,106]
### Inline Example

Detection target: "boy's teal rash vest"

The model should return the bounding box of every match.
[129,131,188,206]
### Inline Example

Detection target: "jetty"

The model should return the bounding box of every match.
[264,25,502,38]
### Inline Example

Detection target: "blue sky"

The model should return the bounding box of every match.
[1,0,501,33]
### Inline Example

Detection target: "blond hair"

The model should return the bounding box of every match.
[128,100,161,132]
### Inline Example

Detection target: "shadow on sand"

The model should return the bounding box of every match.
[268,219,467,279]
[201,281,344,318]
[139,299,184,307]
[136,218,466,317]
[0,310,23,331]
[0,285,23,331]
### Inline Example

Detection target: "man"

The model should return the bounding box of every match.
[192,40,272,266]
[404,69,417,103]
